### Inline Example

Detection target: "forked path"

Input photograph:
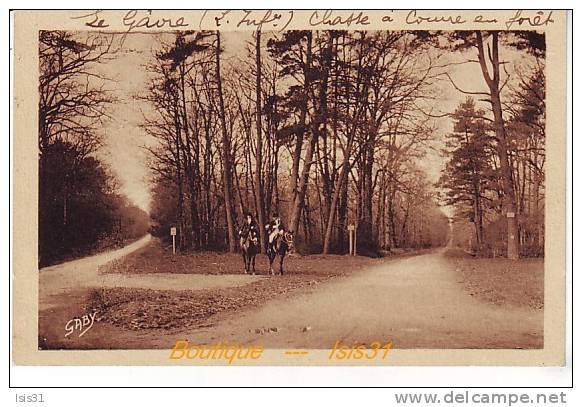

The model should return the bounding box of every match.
[39,240,542,350]
[181,250,543,349]
[38,235,263,349]
[39,234,262,312]
[40,235,152,310]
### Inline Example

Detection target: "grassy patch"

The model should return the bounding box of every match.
[444,248,544,310]
[87,277,324,331]
[98,239,381,277]
[90,240,383,331]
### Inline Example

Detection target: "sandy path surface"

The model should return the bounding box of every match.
[39,235,261,312]
[39,242,542,350]
[176,249,543,349]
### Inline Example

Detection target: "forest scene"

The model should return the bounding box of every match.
[34,20,553,353]
[38,28,545,263]
[38,31,149,266]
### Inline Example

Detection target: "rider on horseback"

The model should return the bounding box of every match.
[266,213,285,253]
[239,212,259,243]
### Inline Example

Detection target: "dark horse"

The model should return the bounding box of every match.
[240,229,259,275]
[267,231,294,275]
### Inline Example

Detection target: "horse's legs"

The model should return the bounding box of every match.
[279,253,285,275]
[242,252,248,274]
[251,254,256,275]
[268,252,275,276]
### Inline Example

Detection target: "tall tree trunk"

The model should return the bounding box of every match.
[375,170,385,247]
[387,185,397,249]
[337,170,349,251]
[291,31,334,237]
[360,142,375,225]
[323,140,353,254]
[171,97,185,251]
[473,187,484,252]
[203,116,212,248]
[288,32,312,223]
[215,31,237,252]
[254,30,267,253]
[289,136,317,236]
[476,31,519,259]
[178,60,201,250]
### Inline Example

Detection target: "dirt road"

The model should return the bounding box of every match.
[179,249,543,349]
[38,235,263,349]
[40,235,262,312]
[38,242,542,350]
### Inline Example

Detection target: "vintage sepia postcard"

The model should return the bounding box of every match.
[11,9,568,366]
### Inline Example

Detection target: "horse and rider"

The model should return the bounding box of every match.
[238,212,294,275]
[238,212,259,275]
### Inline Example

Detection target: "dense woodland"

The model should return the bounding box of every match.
[143,30,451,255]
[38,31,149,266]
[439,48,545,257]
[38,29,545,262]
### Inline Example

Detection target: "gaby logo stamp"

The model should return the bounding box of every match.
[64,312,98,338]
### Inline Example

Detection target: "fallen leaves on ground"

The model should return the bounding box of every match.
[87,276,332,331]
[98,239,381,277]
[88,239,407,332]
[445,249,544,310]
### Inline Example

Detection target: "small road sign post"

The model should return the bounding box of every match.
[354,224,357,256]
[505,211,518,259]
[170,227,177,254]
[348,224,356,256]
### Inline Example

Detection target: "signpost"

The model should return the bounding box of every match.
[170,227,177,254]
[505,211,518,260]
[348,224,356,256]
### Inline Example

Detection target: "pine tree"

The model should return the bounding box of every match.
[438,98,497,255]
